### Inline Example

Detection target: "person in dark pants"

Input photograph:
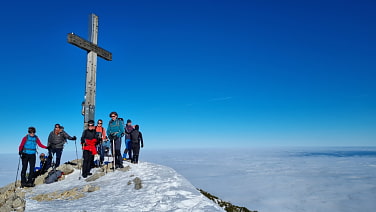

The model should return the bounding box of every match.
[18,127,47,187]
[46,124,76,169]
[81,120,99,178]
[130,125,144,164]
[95,119,107,166]
[123,119,134,160]
[34,153,48,176]
[107,112,125,169]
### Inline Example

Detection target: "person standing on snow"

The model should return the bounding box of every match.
[123,119,134,160]
[46,124,76,169]
[81,120,99,178]
[18,127,47,187]
[95,119,107,166]
[130,124,144,164]
[107,112,125,169]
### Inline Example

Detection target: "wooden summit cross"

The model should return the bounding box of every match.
[67,13,112,129]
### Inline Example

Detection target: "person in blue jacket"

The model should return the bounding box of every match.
[107,112,125,169]
[34,153,48,176]
[18,127,47,187]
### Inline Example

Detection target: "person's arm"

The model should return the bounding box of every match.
[81,130,86,145]
[139,132,144,147]
[118,120,125,136]
[107,122,111,138]
[63,131,76,140]
[18,136,27,152]
[36,137,47,149]
[47,132,52,147]
[102,127,107,140]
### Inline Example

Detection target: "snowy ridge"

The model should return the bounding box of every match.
[24,161,225,212]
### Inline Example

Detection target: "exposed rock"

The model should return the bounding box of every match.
[118,165,131,172]
[12,196,24,208]
[0,183,25,212]
[198,188,257,212]
[133,177,142,190]
[82,184,100,193]
[31,184,99,202]
[56,164,75,175]
[85,172,105,182]
[34,172,49,186]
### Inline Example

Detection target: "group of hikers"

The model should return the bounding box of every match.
[18,111,144,188]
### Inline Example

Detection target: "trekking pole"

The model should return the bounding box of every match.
[74,138,82,180]
[14,155,21,191]
[112,137,116,170]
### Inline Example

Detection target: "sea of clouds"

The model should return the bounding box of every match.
[2,146,376,212]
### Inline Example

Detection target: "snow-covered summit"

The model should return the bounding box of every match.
[24,161,225,212]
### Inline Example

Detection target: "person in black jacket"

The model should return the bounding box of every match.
[130,125,144,164]
[80,120,99,178]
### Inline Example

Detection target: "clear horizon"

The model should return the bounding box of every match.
[2,147,376,212]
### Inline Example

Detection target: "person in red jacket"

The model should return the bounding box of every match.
[80,120,99,178]
[18,127,47,187]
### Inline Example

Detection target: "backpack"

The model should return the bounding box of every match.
[44,170,63,184]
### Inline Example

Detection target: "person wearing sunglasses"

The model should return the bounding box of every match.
[46,124,77,169]
[107,112,125,169]
[81,120,99,178]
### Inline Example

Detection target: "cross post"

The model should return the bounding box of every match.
[67,13,112,129]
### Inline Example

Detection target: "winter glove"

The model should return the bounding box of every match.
[141,144,144,148]
[19,151,23,156]
[72,136,77,140]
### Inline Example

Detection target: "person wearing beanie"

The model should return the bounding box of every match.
[130,124,144,164]
[123,119,134,160]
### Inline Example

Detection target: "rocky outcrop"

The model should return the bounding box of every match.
[31,184,99,201]
[0,182,26,212]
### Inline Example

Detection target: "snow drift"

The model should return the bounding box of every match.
[20,161,224,211]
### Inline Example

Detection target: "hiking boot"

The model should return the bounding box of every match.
[88,173,92,176]
[25,183,35,187]
[21,183,27,188]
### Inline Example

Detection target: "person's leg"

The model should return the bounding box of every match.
[27,154,36,185]
[82,150,90,177]
[20,155,28,186]
[46,149,53,170]
[135,143,140,163]
[115,149,122,168]
[127,141,133,160]
[123,139,128,159]
[99,143,104,164]
[55,148,63,167]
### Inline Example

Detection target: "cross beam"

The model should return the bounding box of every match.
[67,14,112,129]
[67,33,112,61]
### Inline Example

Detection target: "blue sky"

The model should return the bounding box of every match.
[1,0,375,153]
